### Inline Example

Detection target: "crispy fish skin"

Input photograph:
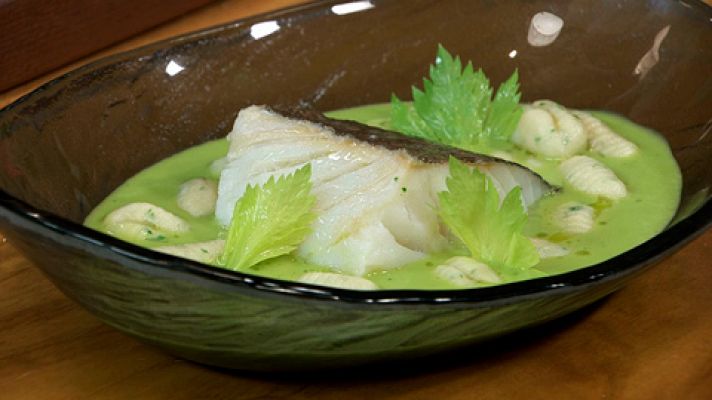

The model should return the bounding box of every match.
[274,106,554,209]
[216,106,553,276]
[276,106,540,166]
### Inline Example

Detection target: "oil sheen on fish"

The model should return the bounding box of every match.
[215,106,551,276]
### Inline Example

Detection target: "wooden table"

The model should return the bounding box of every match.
[1,1,711,398]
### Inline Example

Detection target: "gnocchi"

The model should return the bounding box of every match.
[512,100,587,159]
[104,202,189,240]
[560,156,627,200]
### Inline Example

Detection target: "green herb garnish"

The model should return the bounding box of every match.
[219,164,316,271]
[438,157,539,275]
[391,45,522,149]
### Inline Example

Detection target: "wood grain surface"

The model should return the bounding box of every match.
[0,0,217,92]
[1,1,711,399]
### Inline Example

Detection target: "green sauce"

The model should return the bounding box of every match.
[85,104,681,289]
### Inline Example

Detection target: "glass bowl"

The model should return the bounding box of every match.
[0,0,710,371]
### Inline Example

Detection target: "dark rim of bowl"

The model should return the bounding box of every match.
[1,0,711,306]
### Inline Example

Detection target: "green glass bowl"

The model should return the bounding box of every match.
[0,0,710,371]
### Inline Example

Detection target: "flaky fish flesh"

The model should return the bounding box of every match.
[215,106,551,276]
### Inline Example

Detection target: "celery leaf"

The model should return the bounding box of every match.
[484,70,523,140]
[438,157,539,275]
[219,164,316,271]
[391,45,522,148]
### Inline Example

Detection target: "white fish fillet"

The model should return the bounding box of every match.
[216,106,551,276]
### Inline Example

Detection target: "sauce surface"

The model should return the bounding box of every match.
[85,104,681,289]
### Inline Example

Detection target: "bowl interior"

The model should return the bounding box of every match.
[1,0,710,258]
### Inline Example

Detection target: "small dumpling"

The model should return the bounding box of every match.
[104,202,189,240]
[572,110,638,158]
[177,178,218,217]
[156,239,225,264]
[530,238,569,258]
[298,272,378,290]
[560,156,627,200]
[554,202,595,234]
[434,256,502,286]
[512,100,588,159]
